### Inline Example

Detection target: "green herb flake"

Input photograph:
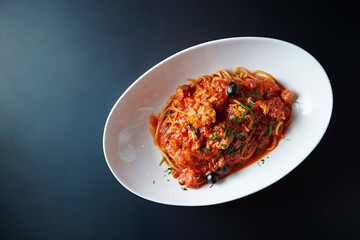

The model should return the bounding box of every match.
[240,142,248,155]
[210,184,214,188]
[193,174,197,178]
[199,146,212,154]
[228,130,235,141]
[164,167,174,175]
[248,98,256,107]
[181,187,188,191]
[265,120,275,136]
[153,180,155,184]
[187,124,200,138]
[234,100,252,113]
[236,132,245,139]
[237,164,242,168]
[225,145,239,155]
[248,118,254,128]
[221,144,228,148]
[246,89,259,98]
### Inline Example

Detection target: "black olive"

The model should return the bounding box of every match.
[214,164,230,175]
[226,81,240,97]
[206,172,219,184]
[222,164,230,175]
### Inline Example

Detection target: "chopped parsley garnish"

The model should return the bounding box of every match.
[240,142,247,155]
[221,123,230,141]
[221,144,228,148]
[237,164,242,168]
[231,116,242,123]
[193,174,197,177]
[199,146,212,154]
[165,111,174,117]
[247,98,256,107]
[236,132,245,138]
[246,89,259,98]
[225,145,239,155]
[209,134,221,142]
[164,167,174,175]
[181,187,188,191]
[153,180,155,184]
[255,148,263,153]
[248,118,254,128]
[210,184,214,188]
[187,123,200,138]
[228,129,236,141]
[234,100,252,113]
[265,120,275,136]
[241,111,247,119]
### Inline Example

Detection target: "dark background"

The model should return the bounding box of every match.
[1,0,359,239]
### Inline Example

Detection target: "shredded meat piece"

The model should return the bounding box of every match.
[258,101,269,115]
[176,85,191,101]
[258,97,285,120]
[281,88,294,104]
[188,101,216,128]
[228,103,247,119]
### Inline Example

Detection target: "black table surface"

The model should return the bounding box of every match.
[1,0,359,239]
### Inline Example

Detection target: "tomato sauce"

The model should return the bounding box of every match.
[150,69,293,188]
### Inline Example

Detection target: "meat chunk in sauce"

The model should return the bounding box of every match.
[281,88,294,104]
[258,97,285,120]
[188,101,216,128]
[228,103,247,120]
[176,85,191,101]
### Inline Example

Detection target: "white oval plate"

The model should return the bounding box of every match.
[103,37,333,206]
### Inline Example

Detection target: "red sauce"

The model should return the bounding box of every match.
[150,69,293,188]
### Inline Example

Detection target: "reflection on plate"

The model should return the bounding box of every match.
[103,37,333,206]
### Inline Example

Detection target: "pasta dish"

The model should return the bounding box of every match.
[150,67,294,188]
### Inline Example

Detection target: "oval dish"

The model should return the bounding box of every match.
[103,37,333,206]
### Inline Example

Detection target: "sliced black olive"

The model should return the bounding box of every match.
[206,172,219,184]
[222,163,230,175]
[215,166,221,172]
[226,81,240,97]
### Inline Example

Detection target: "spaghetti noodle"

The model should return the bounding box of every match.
[150,67,294,188]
